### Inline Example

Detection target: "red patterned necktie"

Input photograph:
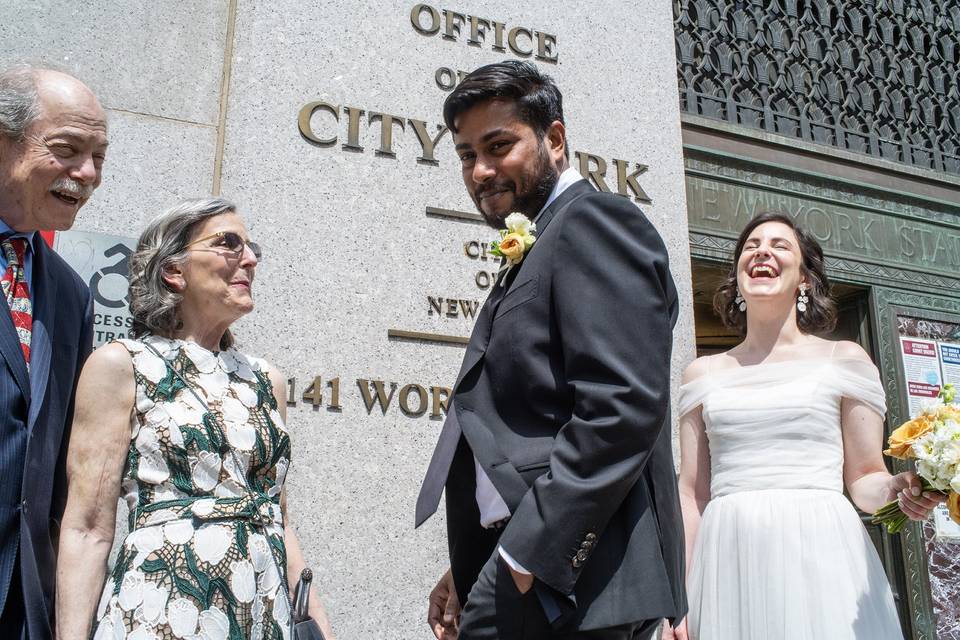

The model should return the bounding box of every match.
[1,237,32,369]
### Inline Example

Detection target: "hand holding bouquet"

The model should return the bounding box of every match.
[872,384,959,533]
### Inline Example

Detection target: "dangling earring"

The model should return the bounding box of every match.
[734,289,746,312]
[797,285,809,313]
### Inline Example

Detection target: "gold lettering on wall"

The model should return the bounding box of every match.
[399,384,429,417]
[298,102,339,146]
[431,386,450,417]
[357,379,397,415]
[287,376,451,418]
[369,112,406,157]
[294,6,658,363]
[410,3,559,63]
[433,67,471,91]
[408,119,450,164]
[427,296,480,319]
[298,104,653,203]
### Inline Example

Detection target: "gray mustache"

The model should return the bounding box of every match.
[50,177,95,199]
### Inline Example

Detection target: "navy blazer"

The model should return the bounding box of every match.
[0,235,93,638]
[427,180,687,631]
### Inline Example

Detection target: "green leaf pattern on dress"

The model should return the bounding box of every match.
[91,336,292,640]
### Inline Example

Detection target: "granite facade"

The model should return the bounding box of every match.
[2,2,692,637]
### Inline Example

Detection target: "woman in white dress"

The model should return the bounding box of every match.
[662,213,942,640]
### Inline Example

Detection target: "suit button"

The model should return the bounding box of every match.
[576,550,588,562]
[585,533,597,542]
[572,556,582,568]
[580,541,592,550]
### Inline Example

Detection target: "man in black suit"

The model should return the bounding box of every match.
[0,66,102,639]
[416,61,686,639]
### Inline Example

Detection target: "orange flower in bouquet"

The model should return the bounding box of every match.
[872,383,958,532]
[883,417,934,459]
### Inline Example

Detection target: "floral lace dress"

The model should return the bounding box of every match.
[91,335,292,640]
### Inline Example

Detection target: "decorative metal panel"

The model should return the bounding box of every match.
[875,294,960,639]
[674,0,960,175]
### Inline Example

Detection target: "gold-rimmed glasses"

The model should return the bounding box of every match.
[185,231,262,260]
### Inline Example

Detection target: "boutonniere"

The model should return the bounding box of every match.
[490,213,536,285]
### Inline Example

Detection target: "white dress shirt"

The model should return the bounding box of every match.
[475,166,583,574]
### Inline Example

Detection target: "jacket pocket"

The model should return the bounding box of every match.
[515,459,551,485]
[515,459,550,472]
[494,274,540,319]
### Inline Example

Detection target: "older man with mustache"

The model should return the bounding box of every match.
[0,65,105,639]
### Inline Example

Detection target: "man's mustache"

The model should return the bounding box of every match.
[475,181,514,200]
[50,177,95,199]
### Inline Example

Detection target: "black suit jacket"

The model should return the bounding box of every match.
[440,179,686,630]
[0,235,93,638]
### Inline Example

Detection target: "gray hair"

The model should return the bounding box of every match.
[129,197,238,350]
[0,66,41,141]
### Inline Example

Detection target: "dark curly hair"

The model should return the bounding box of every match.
[713,212,837,336]
[442,60,568,158]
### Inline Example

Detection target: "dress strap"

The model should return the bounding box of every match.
[830,341,839,359]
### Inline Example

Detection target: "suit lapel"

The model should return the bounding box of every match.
[27,237,56,428]
[453,179,595,390]
[452,266,508,389]
[473,262,514,335]
[530,178,593,239]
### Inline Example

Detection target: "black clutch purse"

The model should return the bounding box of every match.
[292,568,326,640]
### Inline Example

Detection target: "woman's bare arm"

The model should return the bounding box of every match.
[838,342,941,518]
[56,343,134,639]
[663,357,712,640]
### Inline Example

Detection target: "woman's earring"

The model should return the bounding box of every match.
[797,285,809,313]
[734,290,746,312]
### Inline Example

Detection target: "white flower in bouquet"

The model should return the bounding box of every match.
[911,429,960,491]
[940,440,960,468]
[911,433,937,462]
[875,383,960,531]
[945,417,960,439]
[915,460,941,491]
[920,397,945,414]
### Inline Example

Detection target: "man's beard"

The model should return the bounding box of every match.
[475,144,560,230]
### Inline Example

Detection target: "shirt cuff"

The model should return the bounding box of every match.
[498,545,531,575]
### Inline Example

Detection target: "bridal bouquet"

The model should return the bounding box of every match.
[872,384,960,533]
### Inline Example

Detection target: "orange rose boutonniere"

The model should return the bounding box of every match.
[490,213,537,285]
[491,213,536,264]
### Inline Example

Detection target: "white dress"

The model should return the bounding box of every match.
[678,357,903,640]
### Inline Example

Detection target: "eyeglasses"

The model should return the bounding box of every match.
[185,231,262,260]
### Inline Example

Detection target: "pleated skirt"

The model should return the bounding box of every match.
[687,489,904,640]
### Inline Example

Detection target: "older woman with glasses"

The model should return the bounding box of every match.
[56,198,334,640]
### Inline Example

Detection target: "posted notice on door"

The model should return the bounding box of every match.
[899,338,943,416]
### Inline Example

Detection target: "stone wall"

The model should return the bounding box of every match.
[1,2,693,637]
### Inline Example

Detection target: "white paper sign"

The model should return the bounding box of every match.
[933,503,960,540]
[938,342,960,389]
[900,337,943,417]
